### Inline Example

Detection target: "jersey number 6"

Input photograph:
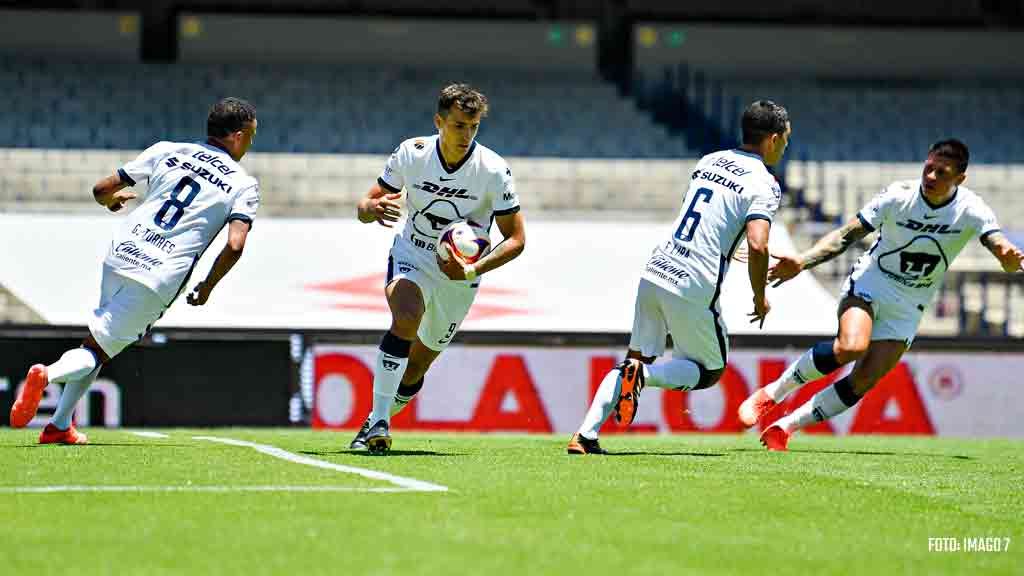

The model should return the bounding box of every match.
[154,176,201,231]
[674,187,714,242]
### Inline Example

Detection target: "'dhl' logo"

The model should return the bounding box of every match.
[897,219,962,235]
[414,181,477,200]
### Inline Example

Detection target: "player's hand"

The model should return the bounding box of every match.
[187,281,213,306]
[768,252,804,287]
[435,252,469,281]
[1000,245,1024,273]
[748,295,770,328]
[371,193,403,228]
[107,190,138,212]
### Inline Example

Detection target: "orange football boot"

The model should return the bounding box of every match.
[760,424,790,452]
[10,364,49,428]
[739,388,780,428]
[39,423,88,445]
[613,359,645,426]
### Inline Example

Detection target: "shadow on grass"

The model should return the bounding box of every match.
[6,443,192,448]
[602,451,727,457]
[731,447,973,460]
[300,449,465,458]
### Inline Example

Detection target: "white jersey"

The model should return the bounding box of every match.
[641,149,781,307]
[377,135,519,276]
[850,180,999,308]
[105,141,260,304]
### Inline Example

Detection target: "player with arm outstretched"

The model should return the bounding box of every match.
[568,100,791,454]
[350,84,525,454]
[739,139,1024,450]
[9,98,260,444]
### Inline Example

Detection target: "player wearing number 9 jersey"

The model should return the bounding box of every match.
[9,97,259,445]
[568,100,791,454]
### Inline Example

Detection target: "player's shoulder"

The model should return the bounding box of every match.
[473,141,510,175]
[395,135,436,159]
[954,185,995,215]
[883,179,919,197]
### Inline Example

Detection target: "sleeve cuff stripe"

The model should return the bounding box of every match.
[227,214,253,226]
[980,229,1001,243]
[493,205,521,216]
[745,214,772,223]
[117,168,136,187]
[856,212,875,232]
[377,177,401,193]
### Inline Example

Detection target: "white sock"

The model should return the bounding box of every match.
[46,348,98,384]
[646,359,701,391]
[369,350,409,426]
[50,366,100,430]
[577,368,621,439]
[774,384,852,433]
[763,348,824,403]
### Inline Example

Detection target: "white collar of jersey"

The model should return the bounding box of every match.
[435,138,477,175]
[919,184,959,210]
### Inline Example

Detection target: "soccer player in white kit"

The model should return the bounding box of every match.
[740,139,1024,450]
[350,84,525,453]
[9,97,260,444]
[568,100,791,454]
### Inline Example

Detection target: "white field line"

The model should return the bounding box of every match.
[0,485,409,493]
[193,435,449,493]
[129,431,169,439]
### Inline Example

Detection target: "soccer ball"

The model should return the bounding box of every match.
[437,220,491,264]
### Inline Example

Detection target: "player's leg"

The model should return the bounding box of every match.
[10,268,121,429]
[363,278,425,453]
[391,340,436,416]
[571,280,662,454]
[739,295,873,428]
[763,340,906,450]
[646,290,727,392]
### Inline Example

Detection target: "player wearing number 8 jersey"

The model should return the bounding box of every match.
[568,100,791,454]
[9,97,259,444]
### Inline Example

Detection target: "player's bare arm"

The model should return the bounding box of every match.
[436,211,525,281]
[357,181,402,227]
[745,218,771,327]
[187,219,251,306]
[981,231,1024,273]
[769,215,870,286]
[92,172,138,212]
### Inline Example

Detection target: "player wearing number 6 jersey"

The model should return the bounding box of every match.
[9,97,259,444]
[568,100,791,454]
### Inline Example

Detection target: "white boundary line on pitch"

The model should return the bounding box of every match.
[193,436,449,493]
[0,485,410,494]
[129,431,169,439]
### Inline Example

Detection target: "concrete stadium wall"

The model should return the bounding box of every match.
[0,10,139,60]
[634,23,1024,79]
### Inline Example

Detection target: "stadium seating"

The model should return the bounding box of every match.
[0,57,693,159]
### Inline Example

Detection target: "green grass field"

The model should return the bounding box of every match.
[1,429,1020,575]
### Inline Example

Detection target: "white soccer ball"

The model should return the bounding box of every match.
[437,220,491,264]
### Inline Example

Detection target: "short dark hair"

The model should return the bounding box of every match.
[928,139,969,173]
[437,84,489,118]
[207,97,256,138]
[741,100,789,146]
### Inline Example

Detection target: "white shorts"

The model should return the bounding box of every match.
[842,274,925,347]
[88,265,168,358]
[388,236,477,352]
[628,278,728,370]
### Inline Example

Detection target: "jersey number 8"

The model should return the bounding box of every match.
[154,176,201,231]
